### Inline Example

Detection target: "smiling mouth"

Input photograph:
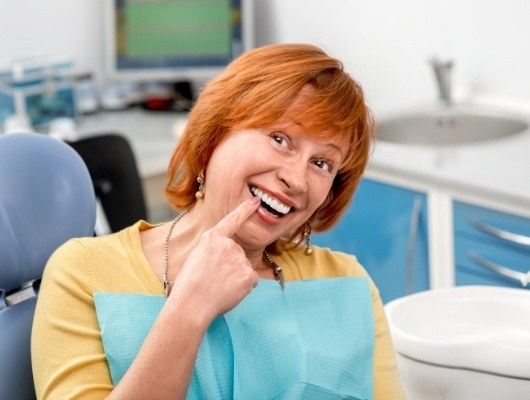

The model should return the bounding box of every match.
[250,186,292,217]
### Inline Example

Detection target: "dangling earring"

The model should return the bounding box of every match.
[195,170,205,199]
[303,223,313,256]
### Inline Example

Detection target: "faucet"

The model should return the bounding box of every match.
[430,57,453,107]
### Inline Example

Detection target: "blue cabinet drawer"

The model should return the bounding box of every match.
[455,269,525,288]
[453,201,530,289]
[455,235,530,289]
[453,201,530,248]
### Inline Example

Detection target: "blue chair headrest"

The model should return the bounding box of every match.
[0,133,96,291]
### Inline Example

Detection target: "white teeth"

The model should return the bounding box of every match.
[251,186,291,215]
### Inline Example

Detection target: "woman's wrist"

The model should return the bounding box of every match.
[165,282,216,332]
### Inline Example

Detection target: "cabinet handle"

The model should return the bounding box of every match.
[406,198,422,294]
[467,251,530,287]
[468,218,530,247]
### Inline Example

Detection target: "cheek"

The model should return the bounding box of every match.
[308,184,333,212]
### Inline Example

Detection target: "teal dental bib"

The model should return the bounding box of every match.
[94,277,374,399]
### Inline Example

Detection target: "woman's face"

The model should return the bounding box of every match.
[202,91,347,252]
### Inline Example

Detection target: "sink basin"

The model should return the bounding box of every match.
[385,286,530,399]
[376,107,528,146]
[385,286,530,377]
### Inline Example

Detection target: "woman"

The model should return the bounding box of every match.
[32,43,404,399]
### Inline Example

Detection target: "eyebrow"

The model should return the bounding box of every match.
[289,118,347,158]
[324,142,347,161]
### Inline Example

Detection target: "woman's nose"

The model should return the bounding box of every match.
[277,159,308,193]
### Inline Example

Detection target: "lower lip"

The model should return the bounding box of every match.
[255,205,285,226]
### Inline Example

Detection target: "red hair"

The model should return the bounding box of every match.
[165,43,374,237]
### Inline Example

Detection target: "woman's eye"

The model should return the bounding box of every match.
[314,159,333,172]
[270,133,288,147]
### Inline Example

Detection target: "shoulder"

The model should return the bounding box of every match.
[43,221,152,292]
[50,220,154,259]
[276,244,369,281]
[47,224,131,265]
[42,227,124,283]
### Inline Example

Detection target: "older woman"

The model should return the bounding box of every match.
[32,43,404,399]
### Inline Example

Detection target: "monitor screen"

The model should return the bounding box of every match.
[104,0,255,83]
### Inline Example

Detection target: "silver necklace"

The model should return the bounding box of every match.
[163,211,188,297]
[263,250,285,290]
[163,212,285,297]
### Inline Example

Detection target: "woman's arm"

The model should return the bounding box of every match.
[110,197,260,399]
[32,240,115,399]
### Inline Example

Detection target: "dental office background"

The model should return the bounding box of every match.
[2,0,530,119]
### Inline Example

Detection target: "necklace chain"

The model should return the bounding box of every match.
[163,211,188,297]
[162,212,285,297]
[263,250,285,290]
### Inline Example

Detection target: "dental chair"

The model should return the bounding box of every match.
[0,133,96,400]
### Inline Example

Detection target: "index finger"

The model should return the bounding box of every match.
[212,196,260,237]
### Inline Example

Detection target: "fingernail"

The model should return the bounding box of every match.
[249,195,260,205]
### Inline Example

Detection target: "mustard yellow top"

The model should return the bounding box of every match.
[31,221,404,399]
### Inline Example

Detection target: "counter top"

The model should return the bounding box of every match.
[369,133,530,203]
[368,103,530,210]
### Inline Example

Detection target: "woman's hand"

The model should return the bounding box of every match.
[168,196,261,320]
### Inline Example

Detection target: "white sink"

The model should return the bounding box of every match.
[376,107,528,146]
[385,286,530,378]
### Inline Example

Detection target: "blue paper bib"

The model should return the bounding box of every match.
[94,277,374,399]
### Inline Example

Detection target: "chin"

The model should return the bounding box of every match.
[237,225,278,249]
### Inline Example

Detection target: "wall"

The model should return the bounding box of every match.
[254,0,530,116]
[0,0,104,80]
[1,0,530,116]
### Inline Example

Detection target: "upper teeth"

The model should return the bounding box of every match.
[251,186,291,215]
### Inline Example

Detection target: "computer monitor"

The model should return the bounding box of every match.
[103,0,255,84]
